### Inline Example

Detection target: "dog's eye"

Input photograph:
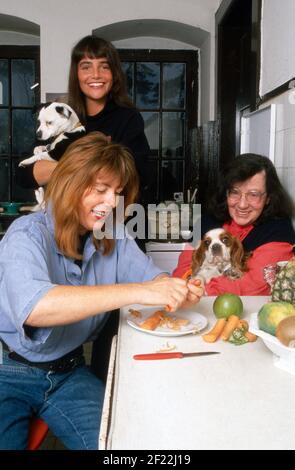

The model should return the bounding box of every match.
[221,237,230,246]
[204,239,211,247]
[46,121,53,126]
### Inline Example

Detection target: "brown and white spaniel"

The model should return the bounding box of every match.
[191,228,250,284]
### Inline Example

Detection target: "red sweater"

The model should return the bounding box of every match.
[172,220,294,296]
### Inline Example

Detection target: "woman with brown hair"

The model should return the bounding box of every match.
[0,132,202,450]
[21,35,150,204]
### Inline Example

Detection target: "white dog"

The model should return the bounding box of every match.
[19,102,85,211]
[191,228,250,284]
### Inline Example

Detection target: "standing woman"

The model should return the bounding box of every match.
[21,35,150,204]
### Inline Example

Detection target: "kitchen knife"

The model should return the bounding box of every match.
[133,351,220,360]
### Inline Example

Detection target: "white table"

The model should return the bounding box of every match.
[102,297,295,450]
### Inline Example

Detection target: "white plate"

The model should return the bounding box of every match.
[127,307,208,337]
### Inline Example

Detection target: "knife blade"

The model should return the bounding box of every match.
[133,351,220,360]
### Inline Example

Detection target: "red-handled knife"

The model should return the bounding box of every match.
[133,351,220,360]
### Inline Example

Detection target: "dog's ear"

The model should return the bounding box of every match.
[230,236,250,272]
[55,105,72,119]
[191,241,206,276]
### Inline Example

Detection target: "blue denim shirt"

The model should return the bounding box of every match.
[0,208,163,361]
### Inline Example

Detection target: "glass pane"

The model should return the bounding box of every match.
[147,160,159,202]
[0,158,9,201]
[141,112,159,157]
[162,112,185,158]
[163,63,185,109]
[0,109,9,155]
[121,62,134,102]
[12,159,35,202]
[161,160,183,201]
[12,59,35,106]
[12,109,35,156]
[0,59,9,105]
[136,62,160,109]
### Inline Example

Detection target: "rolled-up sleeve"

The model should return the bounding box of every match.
[0,230,56,344]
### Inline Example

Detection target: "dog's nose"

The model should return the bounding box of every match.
[211,243,222,255]
[36,130,42,139]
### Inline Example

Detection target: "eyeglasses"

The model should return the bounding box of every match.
[227,188,267,204]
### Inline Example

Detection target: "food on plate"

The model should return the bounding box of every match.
[202,318,227,343]
[139,310,165,330]
[138,309,190,331]
[128,308,142,318]
[275,316,295,347]
[258,301,295,336]
[220,315,240,341]
[213,293,243,319]
[159,314,189,331]
[272,257,295,306]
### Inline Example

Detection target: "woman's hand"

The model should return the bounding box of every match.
[138,276,189,312]
[180,278,204,309]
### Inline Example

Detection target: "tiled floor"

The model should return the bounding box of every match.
[39,342,93,450]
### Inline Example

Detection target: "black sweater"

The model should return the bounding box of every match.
[17,99,150,198]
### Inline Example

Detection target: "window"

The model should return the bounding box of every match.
[119,50,198,202]
[0,46,40,203]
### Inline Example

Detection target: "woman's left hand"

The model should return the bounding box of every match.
[180,278,204,309]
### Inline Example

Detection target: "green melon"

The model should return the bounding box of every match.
[258,301,295,336]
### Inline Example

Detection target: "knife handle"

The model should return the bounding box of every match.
[133,352,183,360]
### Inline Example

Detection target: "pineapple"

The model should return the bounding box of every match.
[272,258,295,306]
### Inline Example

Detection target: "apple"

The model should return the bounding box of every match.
[213,293,243,319]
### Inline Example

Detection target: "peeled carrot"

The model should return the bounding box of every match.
[140,310,165,330]
[245,331,258,342]
[221,315,240,341]
[238,319,249,330]
[202,318,227,343]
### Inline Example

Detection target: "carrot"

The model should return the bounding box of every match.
[140,310,165,330]
[245,331,258,342]
[238,319,249,330]
[220,315,240,341]
[202,318,227,343]
[181,269,192,280]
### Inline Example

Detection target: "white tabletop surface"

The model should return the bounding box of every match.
[107,297,295,450]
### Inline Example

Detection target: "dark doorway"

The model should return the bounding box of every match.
[119,49,198,203]
[216,0,261,169]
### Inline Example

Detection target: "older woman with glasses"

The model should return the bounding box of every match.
[173,153,295,295]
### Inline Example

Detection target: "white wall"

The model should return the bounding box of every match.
[259,91,295,221]
[0,0,221,123]
[259,0,295,219]
[260,0,295,97]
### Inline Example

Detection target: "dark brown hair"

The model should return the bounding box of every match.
[45,132,139,258]
[68,35,132,121]
[207,154,295,224]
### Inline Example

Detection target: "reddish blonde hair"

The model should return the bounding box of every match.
[45,131,139,258]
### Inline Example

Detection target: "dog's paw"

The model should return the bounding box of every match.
[223,267,243,279]
[34,145,47,155]
[35,187,45,208]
